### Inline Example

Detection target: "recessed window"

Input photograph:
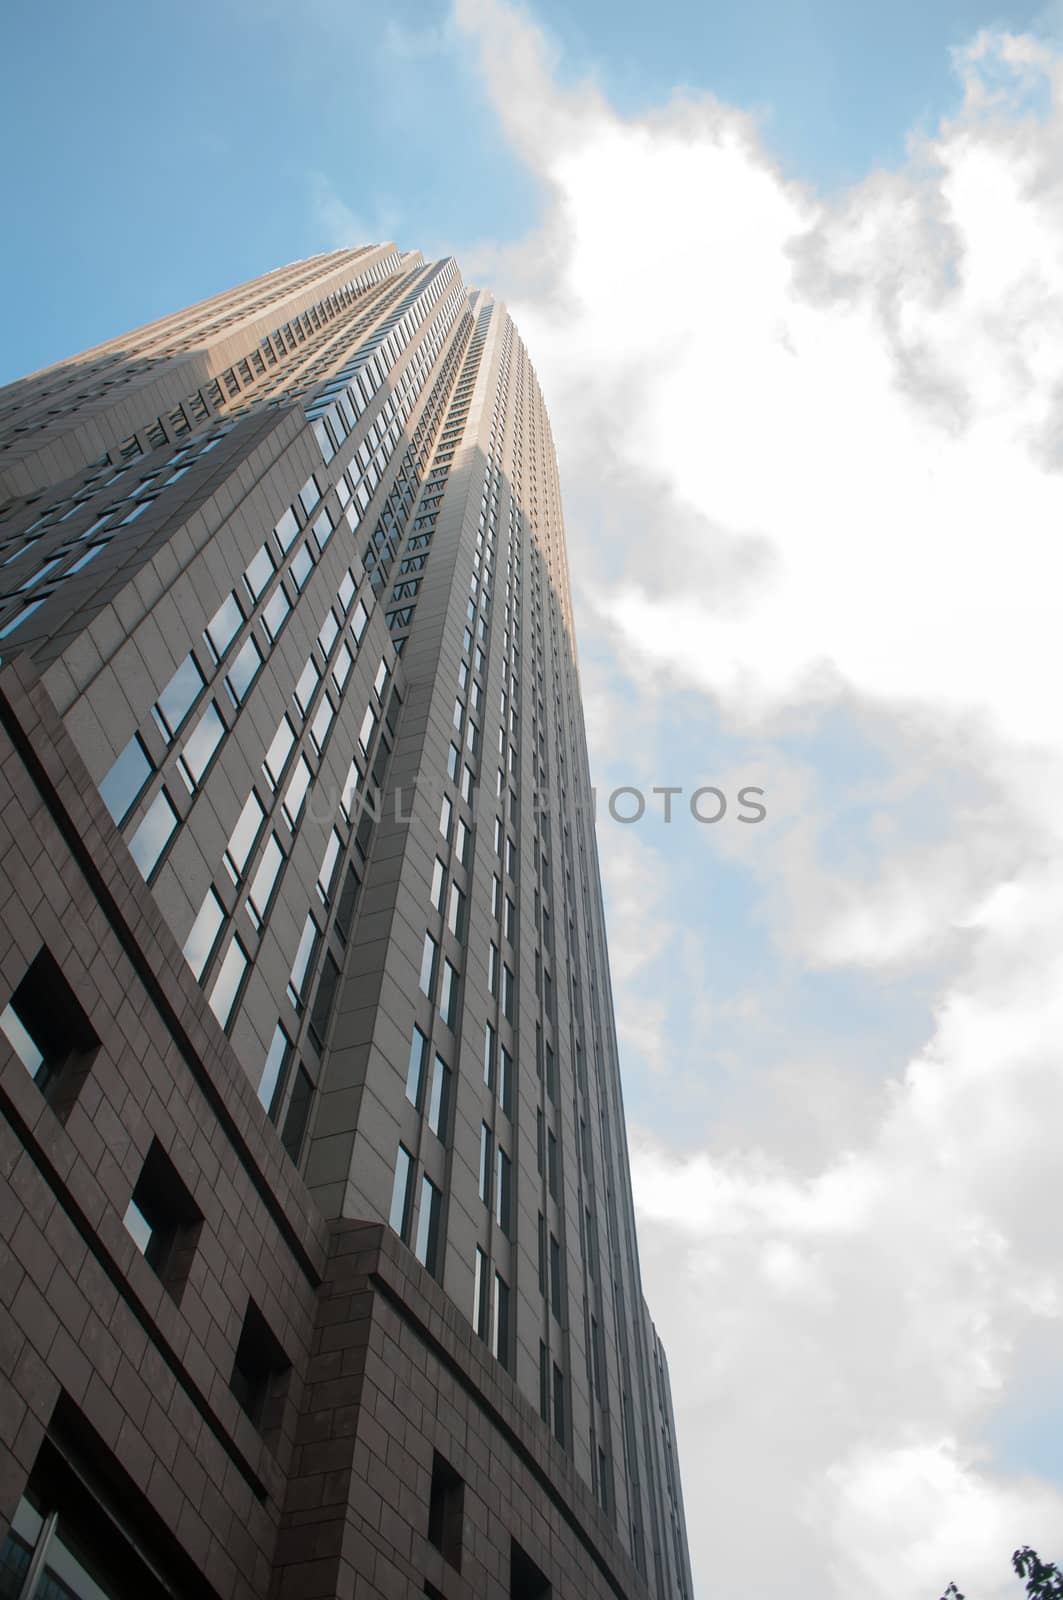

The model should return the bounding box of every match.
[209,938,248,1030]
[308,952,340,1051]
[98,734,150,824]
[230,1299,291,1442]
[483,1021,496,1089]
[427,1053,450,1139]
[244,544,275,601]
[223,790,265,882]
[283,755,313,828]
[419,933,438,1000]
[122,1139,202,1302]
[294,658,320,717]
[390,1144,414,1238]
[510,1538,551,1600]
[248,834,284,927]
[263,715,295,789]
[358,705,377,756]
[428,1453,463,1572]
[406,1026,427,1108]
[258,1023,291,1116]
[479,1123,492,1205]
[414,1175,442,1276]
[287,915,319,1011]
[127,789,178,879]
[275,507,299,552]
[225,636,262,707]
[334,863,361,942]
[438,960,459,1029]
[183,889,225,981]
[493,1272,511,1368]
[152,654,203,742]
[263,584,291,641]
[430,857,446,911]
[473,1246,489,1339]
[495,1147,512,1235]
[178,701,225,792]
[316,829,342,904]
[0,947,99,1115]
[205,592,243,663]
[280,1065,314,1162]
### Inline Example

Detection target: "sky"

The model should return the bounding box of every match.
[5,1,1063,1594]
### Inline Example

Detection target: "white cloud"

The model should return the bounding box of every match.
[455,3,1063,1595]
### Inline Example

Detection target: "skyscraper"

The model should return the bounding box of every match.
[0,247,693,1600]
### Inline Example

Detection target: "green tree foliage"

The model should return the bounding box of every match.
[939,1549,1063,1600]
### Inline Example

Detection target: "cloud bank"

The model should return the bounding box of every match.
[454,2,1063,1595]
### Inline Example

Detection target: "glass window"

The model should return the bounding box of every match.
[0,598,43,640]
[358,705,377,755]
[439,960,458,1029]
[500,1045,513,1116]
[294,658,320,716]
[275,507,299,552]
[298,474,320,519]
[493,1273,510,1367]
[99,734,150,824]
[287,913,319,1009]
[317,610,339,657]
[310,695,334,754]
[390,1144,413,1237]
[352,599,369,641]
[455,819,470,866]
[439,794,453,841]
[290,543,314,592]
[495,1147,512,1235]
[263,584,291,641]
[225,635,262,706]
[406,1025,427,1108]
[447,884,465,939]
[258,1023,291,1114]
[483,1021,496,1089]
[473,1246,488,1339]
[332,642,353,691]
[283,755,312,827]
[210,938,248,1028]
[430,857,446,911]
[479,1122,492,1203]
[419,933,438,999]
[224,790,265,882]
[248,834,284,926]
[316,828,342,903]
[184,888,225,980]
[414,1175,441,1276]
[128,789,178,878]
[205,592,243,662]
[428,1054,449,1139]
[178,701,225,792]
[314,508,334,549]
[308,951,340,1050]
[153,654,203,741]
[263,715,295,787]
[244,544,275,601]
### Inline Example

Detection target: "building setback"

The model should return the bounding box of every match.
[0,246,694,1600]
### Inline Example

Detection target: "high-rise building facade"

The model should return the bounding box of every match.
[0,247,693,1600]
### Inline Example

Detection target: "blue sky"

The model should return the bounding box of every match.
[0,0,1050,383]
[7,4,1063,1595]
